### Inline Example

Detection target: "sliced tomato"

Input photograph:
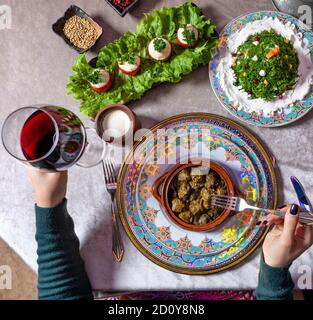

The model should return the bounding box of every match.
[176,33,189,48]
[90,74,113,93]
[176,32,197,48]
[119,66,141,76]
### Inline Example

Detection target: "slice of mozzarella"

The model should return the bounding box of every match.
[90,69,111,88]
[118,56,141,73]
[148,38,172,61]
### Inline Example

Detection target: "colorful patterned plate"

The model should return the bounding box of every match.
[209,11,313,127]
[117,114,278,274]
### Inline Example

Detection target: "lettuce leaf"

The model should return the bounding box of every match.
[67,2,218,118]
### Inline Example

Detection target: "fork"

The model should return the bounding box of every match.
[102,158,124,262]
[211,195,313,225]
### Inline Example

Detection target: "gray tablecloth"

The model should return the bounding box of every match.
[1,0,313,291]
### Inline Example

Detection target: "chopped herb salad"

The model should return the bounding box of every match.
[231,29,299,101]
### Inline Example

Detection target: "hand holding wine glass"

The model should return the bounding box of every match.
[28,169,68,208]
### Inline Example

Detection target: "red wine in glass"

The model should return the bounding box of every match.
[2,105,106,171]
[20,110,58,169]
[19,106,86,170]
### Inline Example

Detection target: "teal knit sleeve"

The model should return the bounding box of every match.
[35,199,93,300]
[256,253,294,300]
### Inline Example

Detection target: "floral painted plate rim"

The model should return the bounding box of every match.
[209,10,313,127]
[117,113,278,274]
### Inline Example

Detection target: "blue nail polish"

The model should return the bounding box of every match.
[290,204,299,215]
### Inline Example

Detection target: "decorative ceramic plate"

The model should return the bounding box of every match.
[117,114,277,274]
[209,11,313,127]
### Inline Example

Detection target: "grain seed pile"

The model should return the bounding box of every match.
[63,15,98,50]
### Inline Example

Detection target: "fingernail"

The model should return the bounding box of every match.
[290,204,299,215]
[278,204,287,209]
[262,220,268,225]
[256,221,261,226]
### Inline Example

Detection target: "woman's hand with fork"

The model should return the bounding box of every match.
[261,204,313,268]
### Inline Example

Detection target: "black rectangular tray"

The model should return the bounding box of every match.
[52,5,103,53]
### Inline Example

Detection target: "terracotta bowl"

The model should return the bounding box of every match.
[152,159,235,232]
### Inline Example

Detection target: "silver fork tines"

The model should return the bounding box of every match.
[211,195,239,211]
[103,159,117,187]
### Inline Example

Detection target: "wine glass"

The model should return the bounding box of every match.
[1,105,106,171]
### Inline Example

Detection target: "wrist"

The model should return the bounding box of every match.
[263,250,291,269]
[35,196,65,209]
